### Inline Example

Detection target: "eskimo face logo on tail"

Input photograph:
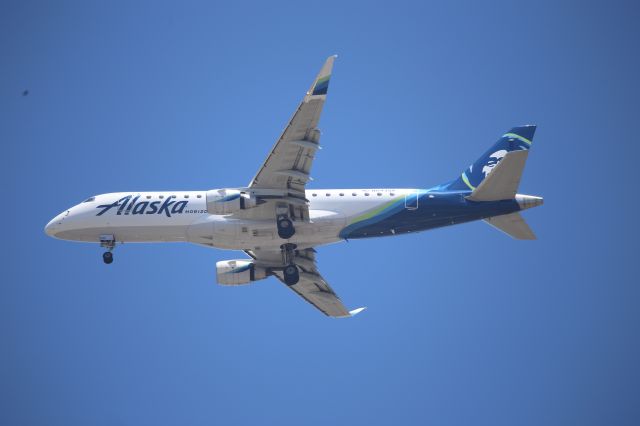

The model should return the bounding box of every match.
[96,195,188,217]
[482,150,508,177]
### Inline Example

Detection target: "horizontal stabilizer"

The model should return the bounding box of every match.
[484,212,536,240]
[467,150,529,201]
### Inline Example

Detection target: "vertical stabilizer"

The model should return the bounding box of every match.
[447,125,536,191]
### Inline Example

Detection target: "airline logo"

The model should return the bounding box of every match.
[96,195,190,217]
[481,150,508,177]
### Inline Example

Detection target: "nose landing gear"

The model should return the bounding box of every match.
[99,234,116,265]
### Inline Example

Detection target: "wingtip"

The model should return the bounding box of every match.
[309,57,335,96]
[349,307,367,316]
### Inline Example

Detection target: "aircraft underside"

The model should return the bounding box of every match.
[45,56,543,318]
[51,191,524,249]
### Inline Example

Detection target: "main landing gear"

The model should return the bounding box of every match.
[100,234,116,265]
[276,203,295,239]
[277,216,295,239]
[281,243,299,285]
[283,263,299,286]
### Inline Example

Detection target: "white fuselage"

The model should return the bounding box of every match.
[45,188,417,251]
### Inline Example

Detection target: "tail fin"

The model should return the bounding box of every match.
[447,125,536,191]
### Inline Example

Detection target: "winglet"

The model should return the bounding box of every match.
[349,307,367,317]
[307,55,337,97]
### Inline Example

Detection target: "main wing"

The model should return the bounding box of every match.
[247,56,336,219]
[246,248,365,318]
[239,57,364,317]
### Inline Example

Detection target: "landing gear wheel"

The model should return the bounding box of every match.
[103,251,113,264]
[277,217,295,239]
[283,264,299,285]
[99,235,116,265]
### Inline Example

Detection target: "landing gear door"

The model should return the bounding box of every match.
[405,190,419,210]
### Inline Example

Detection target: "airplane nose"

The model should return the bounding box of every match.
[44,216,60,237]
[44,218,57,236]
[45,211,67,237]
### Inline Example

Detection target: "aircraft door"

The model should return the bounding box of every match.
[405,191,419,210]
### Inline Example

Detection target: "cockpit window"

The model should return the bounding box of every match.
[83,196,96,203]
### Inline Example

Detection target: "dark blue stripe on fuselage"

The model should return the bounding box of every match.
[341,191,520,239]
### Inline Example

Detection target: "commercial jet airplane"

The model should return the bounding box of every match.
[45,56,543,318]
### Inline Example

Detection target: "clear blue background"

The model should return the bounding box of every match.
[2,1,639,425]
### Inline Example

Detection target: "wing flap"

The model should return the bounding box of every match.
[271,269,352,317]
[251,247,363,318]
[249,56,336,192]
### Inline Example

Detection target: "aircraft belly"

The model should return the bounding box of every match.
[55,225,189,243]
[186,212,346,250]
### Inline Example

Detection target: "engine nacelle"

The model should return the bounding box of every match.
[206,189,258,215]
[216,259,268,286]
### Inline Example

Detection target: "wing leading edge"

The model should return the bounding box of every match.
[249,55,336,194]
[242,57,364,317]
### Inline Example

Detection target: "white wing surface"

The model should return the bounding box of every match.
[246,56,336,220]
[246,248,365,318]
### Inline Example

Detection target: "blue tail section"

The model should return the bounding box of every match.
[445,125,536,191]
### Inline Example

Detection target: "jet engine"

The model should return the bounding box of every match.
[216,259,269,286]
[206,189,259,215]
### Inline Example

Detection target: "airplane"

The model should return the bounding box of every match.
[44,55,543,318]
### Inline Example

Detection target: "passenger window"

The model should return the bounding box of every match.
[312,193,317,197]
[326,193,331,197]
[390,193,395,196]
[352,193,357,196]
[159,195,164,199]
[377,193,382,196]
[364,193,370,196]
[339,193,344,196]
[184,195,189,198]
[146,195,152,199]
[197,194,202,198]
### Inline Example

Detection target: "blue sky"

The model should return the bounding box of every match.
[2,1,640,425]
